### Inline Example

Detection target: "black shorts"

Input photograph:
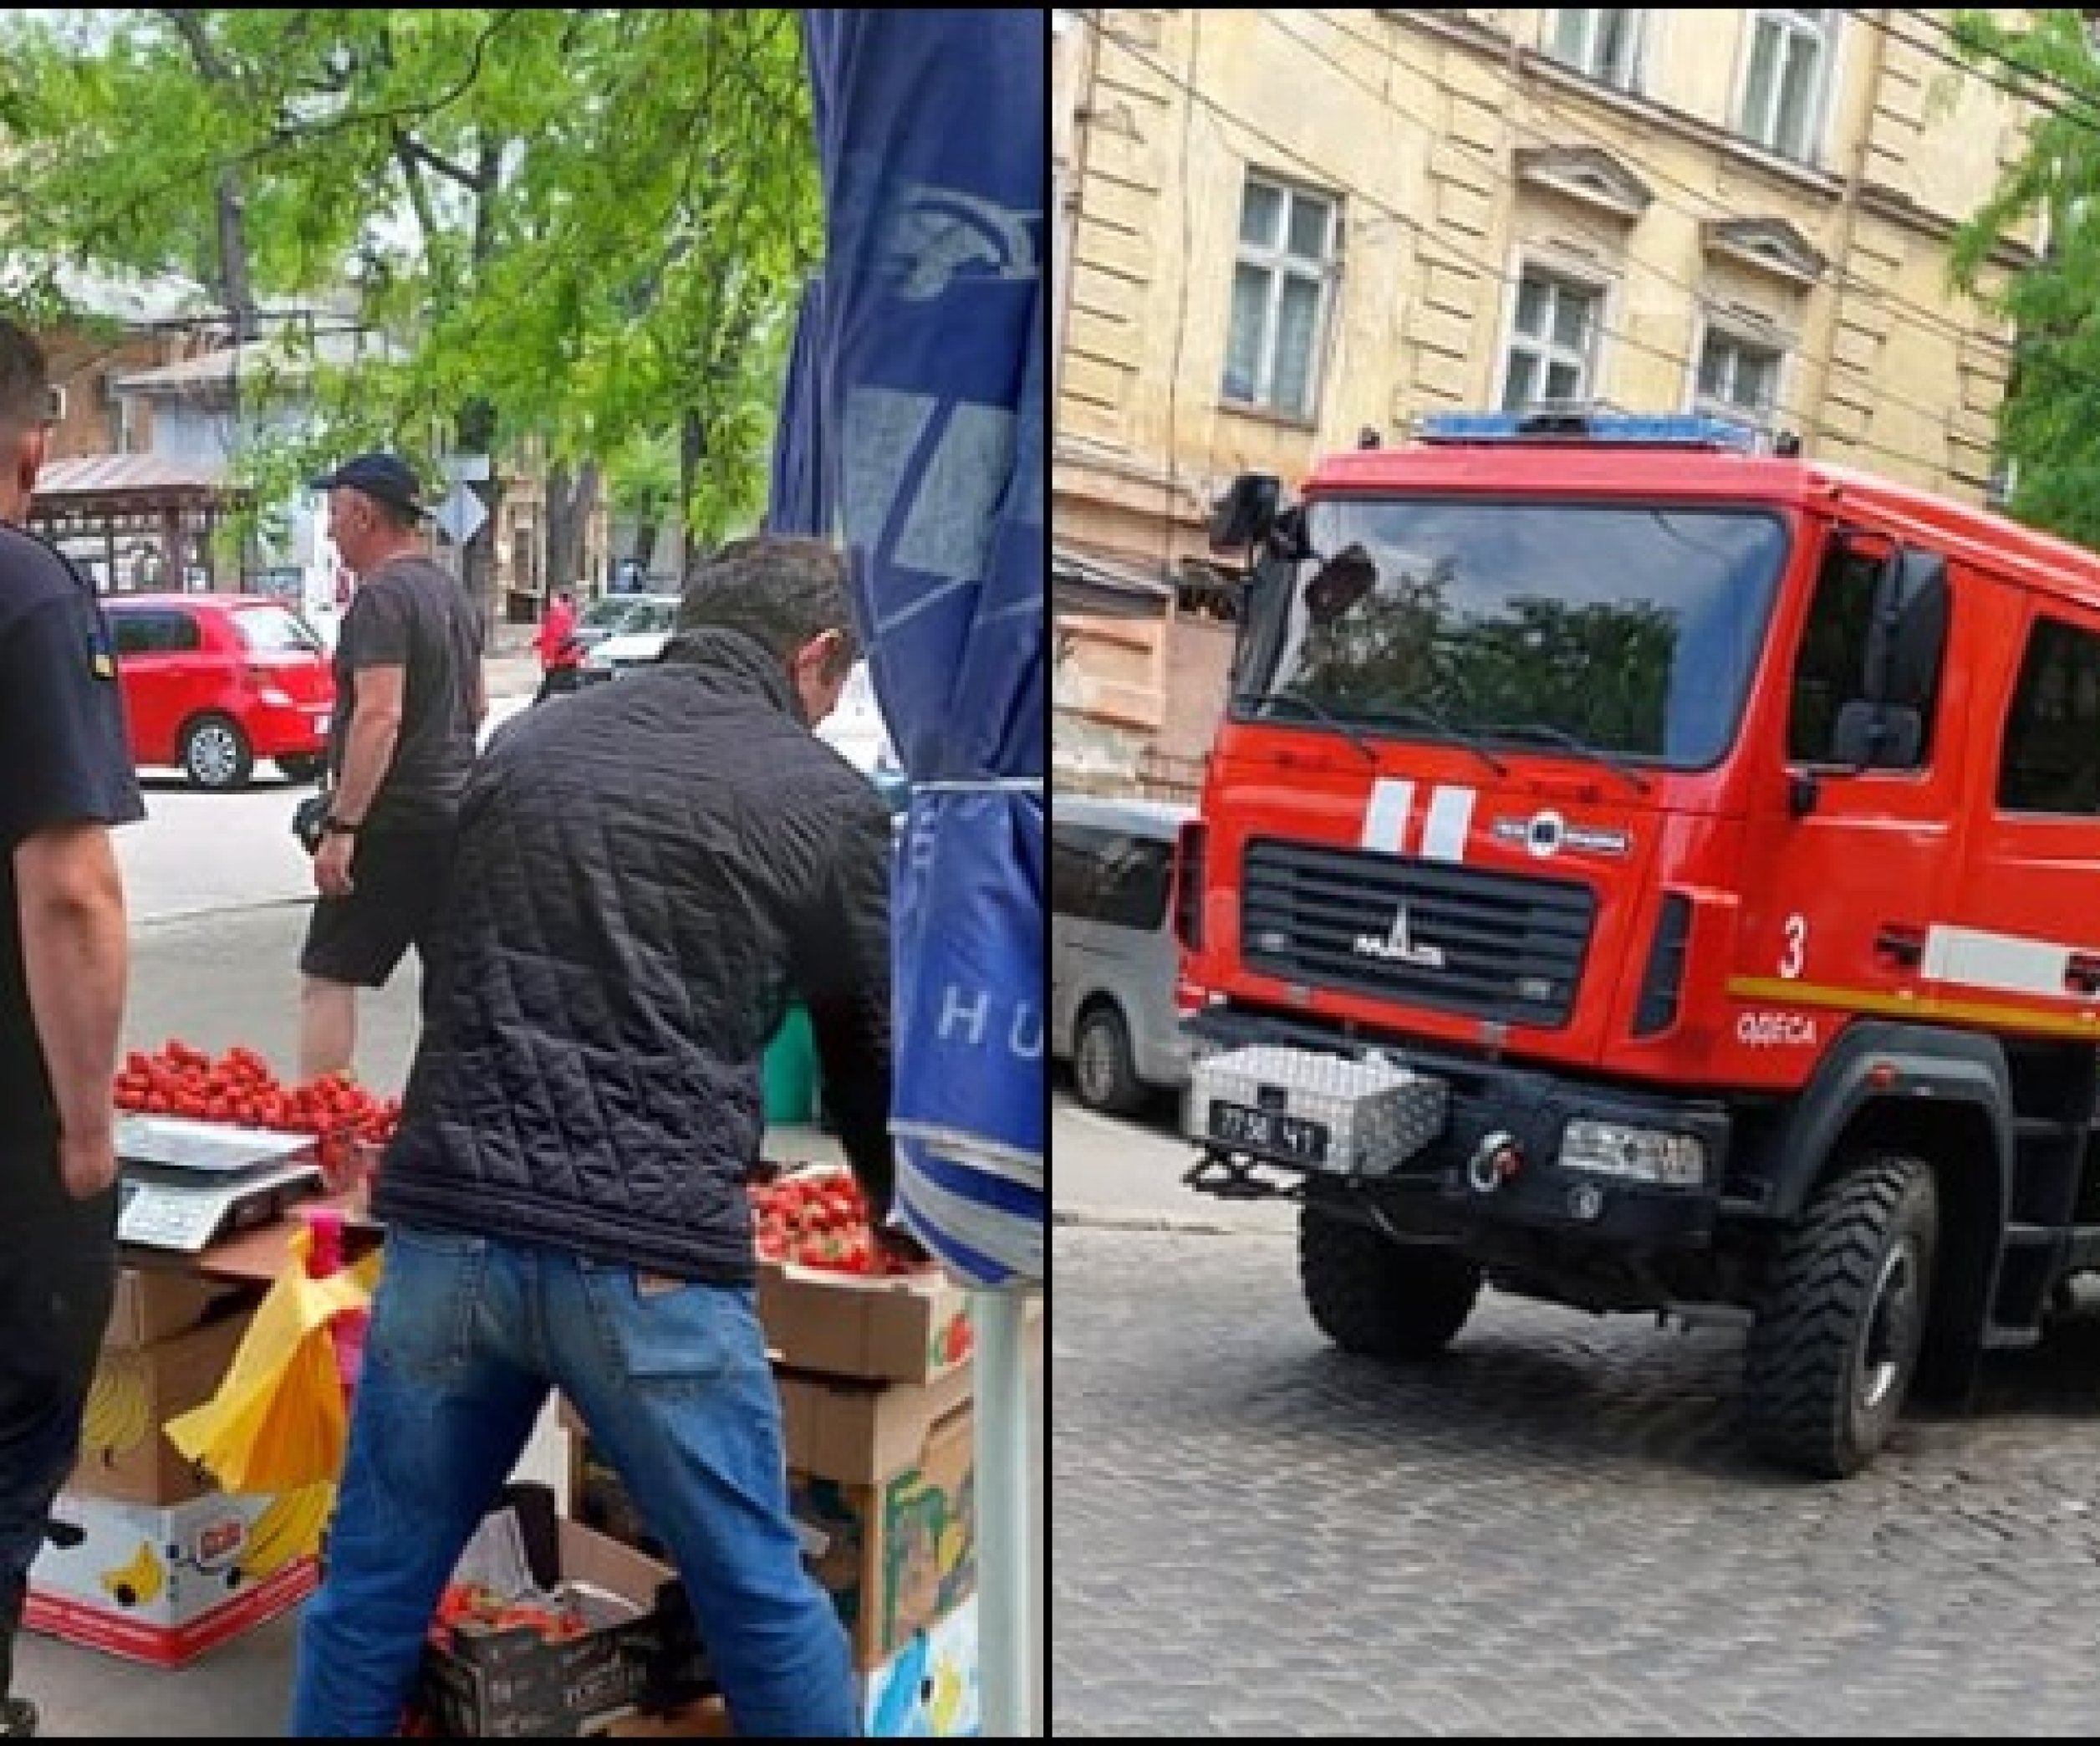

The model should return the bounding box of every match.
[299,826,456,988]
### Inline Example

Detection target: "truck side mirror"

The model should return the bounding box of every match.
[1209,473,1280,556]
[1882,550,1949,716]
[1303,544,1377,626]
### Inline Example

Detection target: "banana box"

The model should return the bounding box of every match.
[788,1397,976,1670]
[24,1483,330,1667]
[574,1396,976,1672]
[596,1595,982,1738]
[69,1304,251,1505]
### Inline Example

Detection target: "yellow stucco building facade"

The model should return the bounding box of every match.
[1053,8,2043,789]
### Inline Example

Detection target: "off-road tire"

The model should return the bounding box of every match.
[1743,1152,1938,1479]
[1299,1202,1481,1359]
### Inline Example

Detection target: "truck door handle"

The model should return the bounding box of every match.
[1873,925,1924,970]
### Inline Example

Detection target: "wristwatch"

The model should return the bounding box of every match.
[321,815,363,837]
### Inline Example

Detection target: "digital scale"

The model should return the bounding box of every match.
[115,1114,327,1253]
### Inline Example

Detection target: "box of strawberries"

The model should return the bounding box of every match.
[747,1165,973,1386]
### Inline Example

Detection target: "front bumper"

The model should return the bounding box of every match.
[1182,1007,1730,1248]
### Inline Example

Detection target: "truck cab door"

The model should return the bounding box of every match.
[1733,539,1963,1058]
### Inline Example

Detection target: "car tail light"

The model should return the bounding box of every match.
[1173,819,1207,952]
[242,666,297,707]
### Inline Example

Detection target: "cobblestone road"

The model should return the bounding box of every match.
[1052,1223,2100,1737]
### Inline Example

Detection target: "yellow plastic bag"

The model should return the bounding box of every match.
[165,1224,381,1493]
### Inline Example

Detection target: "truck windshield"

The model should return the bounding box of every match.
[1236,498,1788,771]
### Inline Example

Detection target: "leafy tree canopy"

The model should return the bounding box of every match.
[1947,9,2100,548]
[0,8,820,549]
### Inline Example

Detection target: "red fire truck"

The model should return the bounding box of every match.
[1178,408,2100,1476]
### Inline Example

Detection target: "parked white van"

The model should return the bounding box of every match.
[1050,794,1195,1115]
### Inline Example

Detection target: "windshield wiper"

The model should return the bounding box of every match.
[1356,703,1510,778]
[1254,689,1377,764]
[1480,722,1653,794]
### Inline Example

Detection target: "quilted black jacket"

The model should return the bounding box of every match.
[370,630,896,1284]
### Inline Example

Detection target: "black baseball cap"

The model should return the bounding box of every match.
[309,451,427,518]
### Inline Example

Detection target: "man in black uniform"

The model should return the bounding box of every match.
[298,452,486,1083]
[0,319,145,1738]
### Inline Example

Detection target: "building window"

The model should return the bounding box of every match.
[1694,326,1784,423]
[1738,9,1836,162]
[1546,10,1644,90]
[1222,173,1338,422]
[1500,268,1603,411]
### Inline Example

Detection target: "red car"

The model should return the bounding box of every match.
[104,592,336,790]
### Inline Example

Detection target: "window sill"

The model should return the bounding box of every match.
[1218,398,1319,435]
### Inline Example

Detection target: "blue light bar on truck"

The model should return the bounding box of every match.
[1418,409,1767,453]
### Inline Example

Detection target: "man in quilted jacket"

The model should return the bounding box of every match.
[290,535,913,1738]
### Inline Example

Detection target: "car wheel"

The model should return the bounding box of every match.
[180,714,254,791]
[1072,1003,1144,1116]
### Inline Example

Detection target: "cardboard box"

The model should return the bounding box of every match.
[572,1395,977,1672]
[793,1401,976,1669]
[25,1483,328,1667]
[103,1268,261,1350]
[415,1483,711,1738]
[596,1595,981,1738]
[775,1362,974,1488]
[757,1261,974,1386]
[861,1593,980,1737]
[69,1306,250,1505]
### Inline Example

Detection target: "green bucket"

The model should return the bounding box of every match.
[762,1003,818,1125]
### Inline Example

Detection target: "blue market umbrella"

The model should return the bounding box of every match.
[801,9,1044,1733]
[764,274,833,539]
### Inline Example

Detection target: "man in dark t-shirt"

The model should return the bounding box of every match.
[0,318,144,1739]
[298,452,486,1082]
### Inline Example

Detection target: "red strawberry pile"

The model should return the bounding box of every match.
[749,1167,931,1276]
[428,1580,590,1649]
[113,1040,401,1154]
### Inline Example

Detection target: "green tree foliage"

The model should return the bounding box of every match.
[0,8,819,571]
[1945,10,2100,547]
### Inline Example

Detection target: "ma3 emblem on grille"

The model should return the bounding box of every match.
[1353,905,1445,968]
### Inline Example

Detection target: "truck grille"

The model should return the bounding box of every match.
[1240,839,1596,1029]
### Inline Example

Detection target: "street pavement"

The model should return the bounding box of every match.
[1051,1081,2100,1737]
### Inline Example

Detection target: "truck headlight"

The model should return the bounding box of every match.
[1560,1119,1705,1187]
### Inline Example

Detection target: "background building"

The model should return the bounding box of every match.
[1053,7,2046,794]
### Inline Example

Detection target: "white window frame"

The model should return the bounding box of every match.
[1689,321,1787,427]
[1543,9,1647,92]
[1221,171,1339,423]
[1498,261,1609,415]
[1735,8,1838,163]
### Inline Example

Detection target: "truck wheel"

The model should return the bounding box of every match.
[1743,1152,1938,1479]
[1299,1203,1480,1360]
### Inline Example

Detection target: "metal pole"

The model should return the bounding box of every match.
[971,1287,1040,1735]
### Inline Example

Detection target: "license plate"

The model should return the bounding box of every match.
[1208,1099,1330,1166]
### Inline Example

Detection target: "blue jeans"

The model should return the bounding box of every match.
[288,1225,857,1737]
